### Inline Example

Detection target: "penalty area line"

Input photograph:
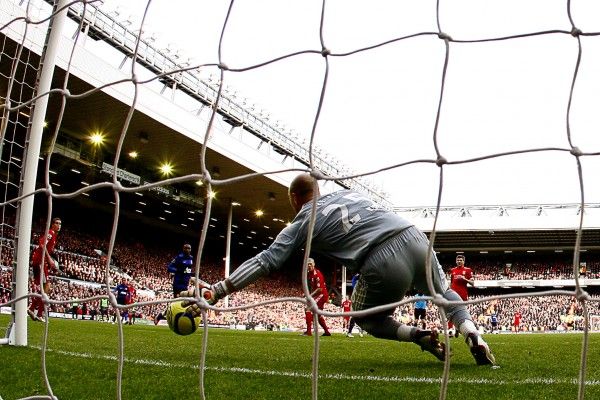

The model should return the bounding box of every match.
[31,346,600,386]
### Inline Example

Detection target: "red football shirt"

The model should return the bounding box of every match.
[341,298,351,312]
[308,268,328,302]
[450,265,473,300]
[127,284,137,304]
[513,312,522,326]
[31,229,58,267]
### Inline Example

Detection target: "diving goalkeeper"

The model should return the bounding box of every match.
[186,173,495,365]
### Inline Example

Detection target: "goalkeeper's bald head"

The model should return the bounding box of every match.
[289,173,319,213]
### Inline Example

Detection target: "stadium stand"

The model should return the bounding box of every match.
[2,220,600,333]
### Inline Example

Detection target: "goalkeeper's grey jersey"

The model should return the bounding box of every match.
[228,189,413,291]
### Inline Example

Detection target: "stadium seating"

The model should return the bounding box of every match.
[2,222,600,332]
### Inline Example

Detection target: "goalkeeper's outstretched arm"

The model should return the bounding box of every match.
[181,257,270,314]
[203,256,270,305]
[205,218,303,304]
[185,173,316,313]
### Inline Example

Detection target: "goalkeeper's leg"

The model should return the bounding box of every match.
[423,245,496,365]
[425,257,495,364]
[442,288,495,365]
[409,229,496,366]
[354,312,446,361]
[350,262,446,361]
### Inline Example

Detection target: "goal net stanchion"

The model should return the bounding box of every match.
[2,0,70,347]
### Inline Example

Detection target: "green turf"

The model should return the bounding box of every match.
[1,315,600,399]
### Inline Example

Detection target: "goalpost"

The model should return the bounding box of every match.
[1,0,70,346]
[1,1,599,400]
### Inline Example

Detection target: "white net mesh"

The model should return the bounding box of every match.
[1,1,600,399]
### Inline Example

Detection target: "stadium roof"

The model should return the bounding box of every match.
[428,229,600,252]
[396,204,600,252]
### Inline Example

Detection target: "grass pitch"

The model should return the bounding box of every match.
[1,315,600,400]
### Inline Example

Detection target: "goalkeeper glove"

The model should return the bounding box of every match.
[195,280,229,305]
[200,287,218,305]
[53,259,61,272]
[183,287,217,317]
[180,282,217,316]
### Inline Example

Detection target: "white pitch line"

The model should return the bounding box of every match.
[30,346,600,386]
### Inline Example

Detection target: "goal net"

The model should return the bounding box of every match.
[1,0,599,399]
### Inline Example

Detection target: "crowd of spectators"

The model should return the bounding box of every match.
[396,293,600,333]
[5,266,600,333]
[2,221,600,333]
[0,267,12,306]
[456,261,600,281]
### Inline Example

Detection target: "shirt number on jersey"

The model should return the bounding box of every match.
[322,193,364,233]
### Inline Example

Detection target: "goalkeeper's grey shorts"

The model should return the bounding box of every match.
[351,226,449,312]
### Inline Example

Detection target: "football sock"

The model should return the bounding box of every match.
[459,320,478,337]
[305,311,313,333]
[318,316,329,333]
[33,297,44,317]
[29,297,38,312]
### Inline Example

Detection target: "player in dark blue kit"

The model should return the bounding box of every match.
[113,278,131,323]
[169,243,194,296]
[490,312,499,334]
[154,243,194,324]
[346,273,364,337]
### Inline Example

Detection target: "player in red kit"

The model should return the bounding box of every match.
[126,282,137,325]
[302,258,331,336]
[513,311,522,333]
[28,217,62,322]
[448,254,474,337]
[341,296,351,330]
[450,254,473,300]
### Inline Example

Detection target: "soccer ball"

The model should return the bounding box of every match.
[166,301,201,336]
